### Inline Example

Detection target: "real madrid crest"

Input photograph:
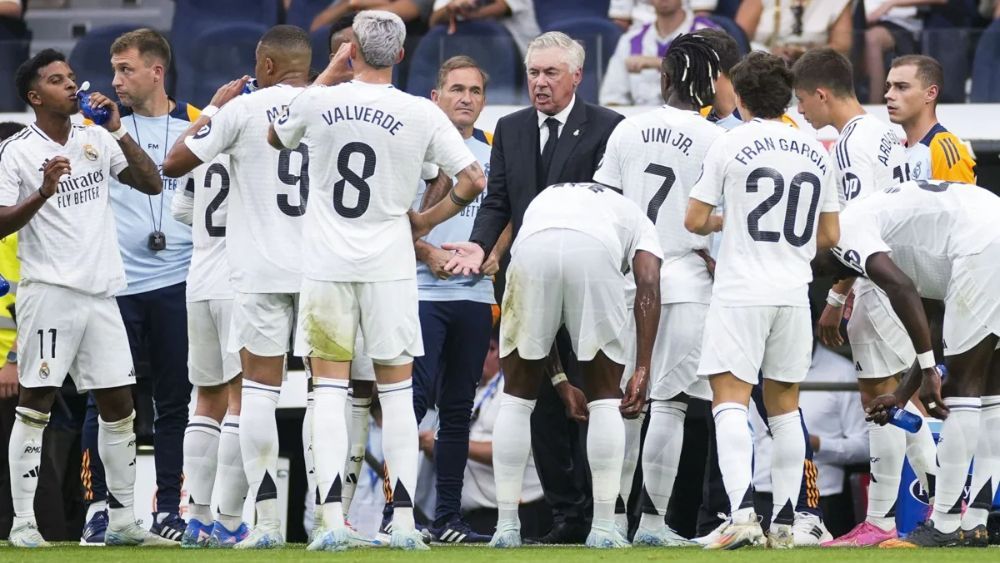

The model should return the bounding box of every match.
[39,361,50,380]
[83,144,99,161]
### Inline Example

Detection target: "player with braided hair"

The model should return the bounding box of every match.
[594,33,725,547]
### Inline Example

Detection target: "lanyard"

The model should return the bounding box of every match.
[130,112,170,234]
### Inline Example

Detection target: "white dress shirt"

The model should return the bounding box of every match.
[537,94,577,152]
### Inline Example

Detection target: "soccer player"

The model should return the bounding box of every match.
[163,25,326,549]
[0,49,168,547]
[449,182,662,549]
[169,158,249,548]
[268,10,485,551]
[593,33,723,547]
[684,51,840,549]
[793,47,938,547]
[816,178,1000,548]
[885,55,976,183]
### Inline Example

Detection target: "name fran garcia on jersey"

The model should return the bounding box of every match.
[734,136,828,173]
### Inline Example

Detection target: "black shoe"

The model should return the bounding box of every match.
[959,525,990,547]
[532,521,589,545]
[988,511,1000,545]
[892,521,960,548]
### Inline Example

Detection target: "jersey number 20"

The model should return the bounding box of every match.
[746,167,821,247]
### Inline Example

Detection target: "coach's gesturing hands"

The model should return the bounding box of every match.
[40,156,71,199]
[442,241,484,276]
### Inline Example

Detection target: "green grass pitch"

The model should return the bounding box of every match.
[1,544,999,562]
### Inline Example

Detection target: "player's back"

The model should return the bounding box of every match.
[187,84,306,294]
[275,81,474,283]
[516,182,660,271]
[832,113,907,206]
[691,119,838,306]
[187,158,233,301]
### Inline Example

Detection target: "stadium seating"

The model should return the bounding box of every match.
[67,24,144,103]
[544,17,622,104]
[310,25,332,74]
[178,22,268,107]
[706,14,749,54]
[536,0,610,30]
[406,21,524,104]
[971,20,1000,103]
[286,0,331,31]
[713,0,742,19]
[0,24,30,111]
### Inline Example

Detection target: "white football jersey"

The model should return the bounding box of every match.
[594,105,723,304]
[690,119,839,307]
[274,81,476,282]
[186,157,234,302]
[514,183,664,272]
[831,113,908,207]
[834,180,1000,300]
[0,124,127,297]
[185,84,307,293]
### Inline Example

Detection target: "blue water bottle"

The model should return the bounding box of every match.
[242,78,259,95]
[0,274,8,297]
[76,81,110,125]
[887,406,923,433]
[937,364,948,381]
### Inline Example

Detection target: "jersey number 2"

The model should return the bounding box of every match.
[204,163,230,238]
[746,167,821,247]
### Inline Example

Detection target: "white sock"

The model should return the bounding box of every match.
[313,379,349,530]
[713,402,754,523]
[241,382,281,527]
[638,401,686,533]
[963,396,1000,531]
[932,397,981,534]
[589,399,626,531]
[99,411,138,529]
[183,415,220,524]
[9,407,49,521]
[616,410,644,533]
[904,400,937,504]
[866,421,905,530]
[494,393,535,529]
[378,379,419,532]
[216,414,247,530]
[303,390,316,512]
[86,500,108,521]
[769,411,805,527]
[343,394,371,515]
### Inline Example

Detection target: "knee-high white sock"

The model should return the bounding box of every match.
[589,399,626,531]
[343,394,371,516]
[313,379,349,530]
[638,401,686,532]
[9,407,48,521]
[303,390,317,514]
[216,414,248,530]
[616,410,644,532]
[932,397,981,534]
[183,415,221,524]
[378,379,419,532]
[866,421,906,530]
[963,396,1000,531]
[713,402,755,523]
[100,411,138,529]
[241,382,281,527]
[904,400,937,504]
[769,411,805,527]
[494,393,535,529]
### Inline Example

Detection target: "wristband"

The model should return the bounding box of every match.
[550,372,568,387]
[917,351,936,370]
[201,105,219,118]
[38,187,52,200]
[449,188,475,207]
[109,126,128,141]
[826,289,847,308]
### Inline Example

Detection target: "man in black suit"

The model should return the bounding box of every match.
[444,31,624,544]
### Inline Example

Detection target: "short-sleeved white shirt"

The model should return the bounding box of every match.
[833,180,1000,300]
[689,119,839,307]
[831,113,908,207]
[594,105,723,304]
[273,81,476,283]
[185,157,234,302]
[185,84,307,294]
[514,182,664,271]
[0,124,127,297]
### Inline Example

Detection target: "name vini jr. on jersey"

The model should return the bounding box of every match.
[55,169,104,209]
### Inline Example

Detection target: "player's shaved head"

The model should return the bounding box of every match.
[258,25,312,71]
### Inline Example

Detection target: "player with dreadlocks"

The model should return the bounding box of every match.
[593,33,726,547]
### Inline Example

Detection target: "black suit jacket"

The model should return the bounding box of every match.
[470,100,624,253]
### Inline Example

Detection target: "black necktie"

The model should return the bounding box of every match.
[538,117,560,188]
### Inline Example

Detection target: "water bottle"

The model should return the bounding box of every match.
[887,406,923,433]
[937,364,948,381]
[0,274,9,297]
[76,81,110,125]
[242,78,259,95]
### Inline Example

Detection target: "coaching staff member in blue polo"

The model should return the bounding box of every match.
[444,31,624,544]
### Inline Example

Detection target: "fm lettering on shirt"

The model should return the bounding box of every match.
[321,105,405,136]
